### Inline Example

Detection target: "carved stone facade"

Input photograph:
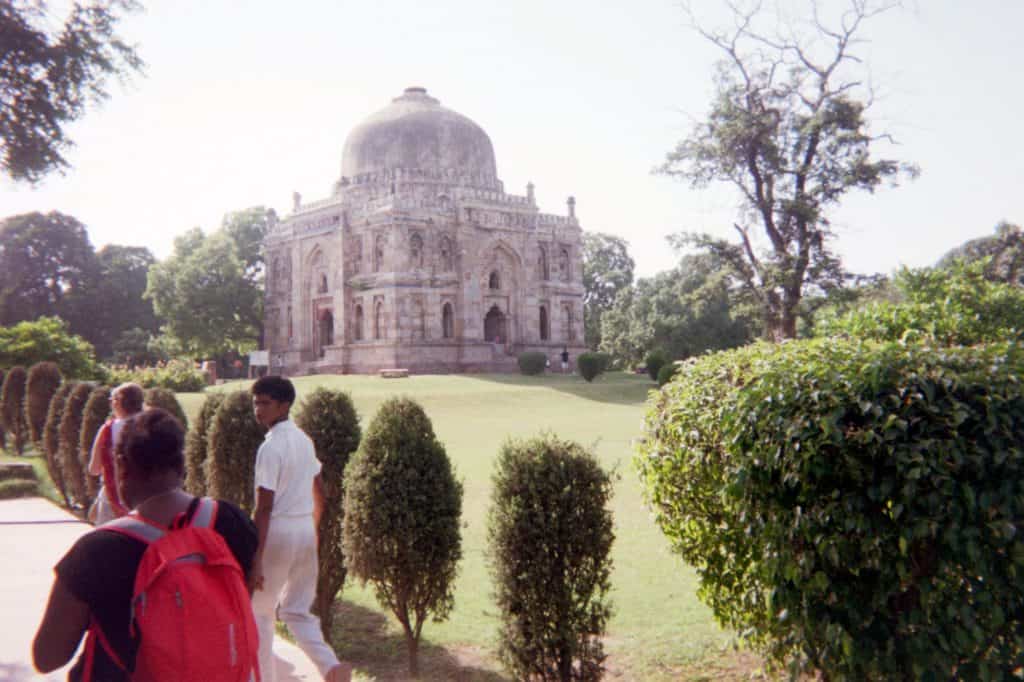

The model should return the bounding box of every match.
[263,87,586,374]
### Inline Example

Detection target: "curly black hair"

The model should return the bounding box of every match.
[118,408,185,476]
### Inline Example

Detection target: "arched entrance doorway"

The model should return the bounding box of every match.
[318,309,333,357]
[484,305,507,343]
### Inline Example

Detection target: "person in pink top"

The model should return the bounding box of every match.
[87,383,144,524]
[249,375,353,682]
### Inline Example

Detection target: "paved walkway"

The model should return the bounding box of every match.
[0,497,321,681]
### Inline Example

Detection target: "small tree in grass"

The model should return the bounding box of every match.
[1,366,29,454]
[518,351,547,375]
[343,397,463,677]
[43,381,76,507]
[206,390,265,515]
[59,382,94,507]
[79,386,111,505]
[576,352,605,382]
[488,434,614,681]
[144,386,188,430]
[184,392,224,495]
[644,350,667,382]
[295,388,361,639]
[26,362,62,445]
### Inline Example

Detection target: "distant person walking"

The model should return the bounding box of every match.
[250,376,352,682]
[561,347,570,373]
[87,382,144,524]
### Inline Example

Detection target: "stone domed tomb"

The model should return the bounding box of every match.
[262,87,586,374]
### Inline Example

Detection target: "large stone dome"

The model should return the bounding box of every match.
[340,87,498,181]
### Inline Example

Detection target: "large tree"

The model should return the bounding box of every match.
[660,0,916,340]
[600,252,753,364]
[582,232,635,349]
[937,221,1023,287]
[0,211,100,326]
[145,227,262,359]
[0,0,143,182]
[67,244,159,359]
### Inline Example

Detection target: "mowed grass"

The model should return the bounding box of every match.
[178,372,745,681]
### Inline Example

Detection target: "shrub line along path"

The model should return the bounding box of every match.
[0,497,320,681]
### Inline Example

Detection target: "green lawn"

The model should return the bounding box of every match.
[180,372,743,680]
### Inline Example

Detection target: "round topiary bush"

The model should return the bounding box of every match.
[144,386,188,430]
[295,387,361,638]
[59,382,94,508]
[184,392,225,496]
[78,386,111,506]
[343,397,462,677]
[1,366,28,454]
[644,349,668,382]
[517,351,547,375]
[656,362,678,387]
[0,368,5,450]
[637,339,1024,679]
[43,381,77,507]
[206,390,265,515]
[26,362,62,445]
[576,352,605,382]
[488,434,614,682]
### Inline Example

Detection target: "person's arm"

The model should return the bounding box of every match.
[33,576,90,673]
[249,486,274,594]
[86,423,107,477]
[312,474,326,532]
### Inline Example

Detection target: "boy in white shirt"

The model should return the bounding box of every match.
[250,376,352,682]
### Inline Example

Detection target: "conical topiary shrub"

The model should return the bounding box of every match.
[79,386,111,505]
[343,397,463,677]
[59,382,94,508]
[43,381,77,507]
[206,390,265,515]
[1,366,29,454]
[26,362,62,446]
[487,434,615,682]
[144,386,188,430]
[295,387,361,638]
[184,392,225,496]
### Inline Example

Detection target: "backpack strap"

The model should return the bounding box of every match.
[190,497,219,529]
[101,514,166,545]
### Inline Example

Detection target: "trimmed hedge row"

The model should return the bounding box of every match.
[638,339,1024,679]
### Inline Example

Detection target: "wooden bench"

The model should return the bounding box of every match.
[379,368,410,379]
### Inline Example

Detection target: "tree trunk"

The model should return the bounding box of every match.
[405,631,419,677]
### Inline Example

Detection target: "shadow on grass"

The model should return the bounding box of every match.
[463,372,655,407]
[328,600,511,682]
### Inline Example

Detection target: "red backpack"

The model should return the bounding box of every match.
[85,497,260,682]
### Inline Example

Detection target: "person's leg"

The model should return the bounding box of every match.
[277,519,340,676]
[252,520,296,682]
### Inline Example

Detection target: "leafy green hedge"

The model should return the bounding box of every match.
[184,392,224,496]
[106,359,208,393]
[517,352,547,375]
[637,339,1024,679]
[206,390,265,515]
[144,387,188,430]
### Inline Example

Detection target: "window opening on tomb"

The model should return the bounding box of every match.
[539,305,549,341]
[440,237,453,271]
[354,305,364,341]
[559,248,570,282]
[442,302,454,339]
[318,273,328,294]
[484,305,507,343]
[318,310,333,357]
[538,245,549,281]
[489,271,500,290]
[374,236,385,272]
[374,301,384,340]
[410,233,424,268]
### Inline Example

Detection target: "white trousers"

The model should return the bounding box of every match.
[252,515,339,681]
[91,486,118,525]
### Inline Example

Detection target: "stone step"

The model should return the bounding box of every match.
[0,462,37,482]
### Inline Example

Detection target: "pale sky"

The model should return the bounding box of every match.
[1,1,1021,278]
